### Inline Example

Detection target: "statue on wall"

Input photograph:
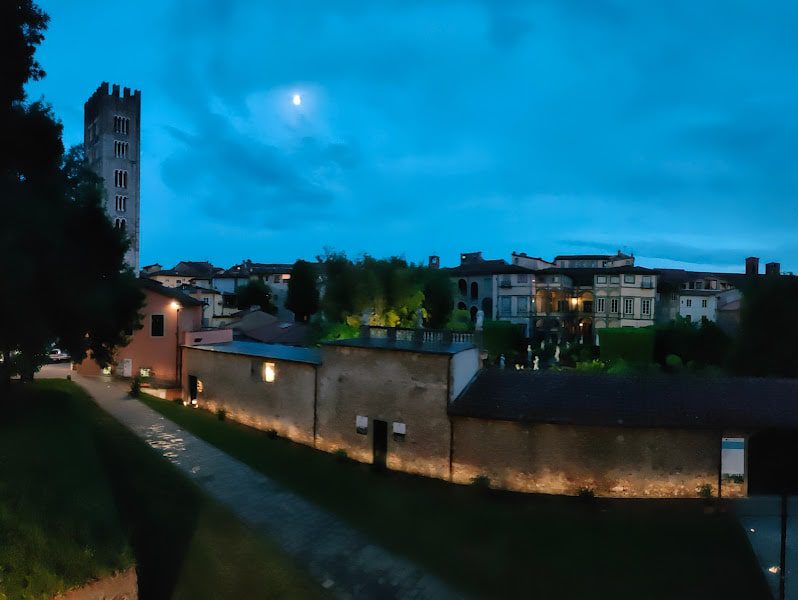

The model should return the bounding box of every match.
[554,345,560,363]
[499,354,506,369]
[475,309,485,330]
[533,356,540,371]
[416,308,424,329]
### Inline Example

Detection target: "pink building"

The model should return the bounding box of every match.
[76,278,205,386]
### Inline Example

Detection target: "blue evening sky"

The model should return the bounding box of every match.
[28,1,798,272]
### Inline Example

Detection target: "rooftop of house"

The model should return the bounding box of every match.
[145,260,220,279]
[187,340,321,365]
[444,261,535,277]
[220,261,294,278]
[324,336,476,355]
[535,266,658,287]
[138,277,205,307]
[450,369,798,430]
[226,310,310,346]
[553,251,632,261]
[177,283,221,295]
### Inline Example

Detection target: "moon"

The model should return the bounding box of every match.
[292,93,302,106]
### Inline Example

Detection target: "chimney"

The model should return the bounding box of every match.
[428,255,440,269]
[745,256,760,276]
[765,262,781,276]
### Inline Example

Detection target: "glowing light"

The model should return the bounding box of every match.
[262,362,276,382]
[170,301,181,310]
[292,93,302,106]
[750,528,756,533]
[768,566,780,574]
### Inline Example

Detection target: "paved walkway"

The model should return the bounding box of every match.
[730,496,797,599]
[52,368,461,599]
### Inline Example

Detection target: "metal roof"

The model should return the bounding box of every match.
[324,337,476,355]
[187,340,321,365]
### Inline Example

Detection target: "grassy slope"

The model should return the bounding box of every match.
[141,394,770,600]
[0,381,132,599]
[2,381,322,600]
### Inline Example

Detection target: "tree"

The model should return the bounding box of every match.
[285,260,319,322]
[236,280,277,314]
[730,276,798,377]
[421,268,454,329]
[0,3,143,386]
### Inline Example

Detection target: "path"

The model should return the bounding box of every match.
[49,367,461,600]
[730,496,797,599]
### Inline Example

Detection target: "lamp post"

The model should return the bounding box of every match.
[171,301,182,386]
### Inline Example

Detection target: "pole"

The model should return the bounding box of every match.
[175,307,181,386]
[779,493,787,600]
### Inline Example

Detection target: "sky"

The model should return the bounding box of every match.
[27,0,798,272]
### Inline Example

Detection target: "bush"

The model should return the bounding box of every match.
[216,408,227,421]
[665,354,683,370]
[577,486,596,500]
[471,474,491,489]
[266,428,278,439]
[129,375,141,398]
[446,309,474,332]
[333,449,348,462]
[575,359,606,373]
[698,483,713,499]
[599,327,655,365]
[483,320,524,362]
[606,358,635,375]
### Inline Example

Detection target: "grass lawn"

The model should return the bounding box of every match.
[141,393,769,599]
[1,380,322,600]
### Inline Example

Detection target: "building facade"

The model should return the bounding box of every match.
[84,82,141,272]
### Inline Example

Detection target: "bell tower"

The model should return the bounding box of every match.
[84,82,141,273]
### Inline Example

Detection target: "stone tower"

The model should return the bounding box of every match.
[84,82,141,272]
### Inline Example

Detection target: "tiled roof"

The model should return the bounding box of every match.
[450,370,798,430]
[444,261,535,277]
[138,277,205,306]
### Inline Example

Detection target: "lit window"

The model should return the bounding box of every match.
[139,367,151,378]
[196,379,204,393]
[262,362,276,382]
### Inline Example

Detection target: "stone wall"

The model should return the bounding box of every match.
[316,345,453,479]
[182,347,317,445]
[452,417,721,498]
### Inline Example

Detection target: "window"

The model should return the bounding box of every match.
[688,281,695,290]
[392,422,406,441]
[701,299,708,308]
[552,276,559,283]
[623,274,636,284]
[356,415,368,435]
[583,300,593,313]
[114,169,128,188]
[695,281,704,290]
[642,275,652,288]
[470,281,479,299]
[517,273,528,283]
[517,296,529,316]
[262,362,276,382]
[671,293,677,301]
[596,275,607,284]
[596,297,605,312]
[115,195,127,212]
[686,299,692,307]
[458,279,467,296]
[641,298,651,316]
[114,140,129,158]
[113,115,130,134]
[273,274,281,283]
[610,276,620,284]
[710,280,718,290]
[610,298,619,313]
[150,314,165,337]
[557,299,569,312]
[499,296,511,315]
[624,298,634,315]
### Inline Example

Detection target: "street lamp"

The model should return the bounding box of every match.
[172,301,182,386]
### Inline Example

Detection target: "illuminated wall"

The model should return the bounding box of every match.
[452,417,723,498]
[315,345,456,479]
[182,347,317,445]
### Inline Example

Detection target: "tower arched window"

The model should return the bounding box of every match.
[470,281,478,299]
[120,218,126,232]
[458,279,467,296]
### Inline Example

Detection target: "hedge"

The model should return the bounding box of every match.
[598,327,655,365]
